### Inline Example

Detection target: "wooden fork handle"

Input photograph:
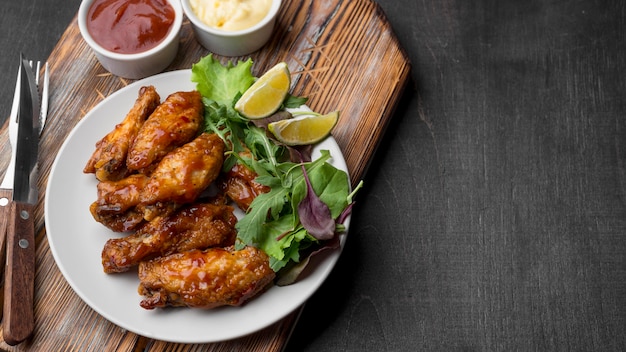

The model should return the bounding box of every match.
[3,200,35,345]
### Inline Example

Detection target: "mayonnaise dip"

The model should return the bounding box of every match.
[189,0,273,31]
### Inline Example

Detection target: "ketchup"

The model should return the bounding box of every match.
[87,0,175,54]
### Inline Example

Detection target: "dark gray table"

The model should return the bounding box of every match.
[3,1,626,351]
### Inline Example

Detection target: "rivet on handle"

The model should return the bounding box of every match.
[18,239,29,249]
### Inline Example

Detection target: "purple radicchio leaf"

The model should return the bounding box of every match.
[337,202,354,224]
[288,144,312,163]
[298,164,335,240]
[251,110,292,130]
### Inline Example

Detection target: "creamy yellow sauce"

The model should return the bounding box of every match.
[190,0,273,31]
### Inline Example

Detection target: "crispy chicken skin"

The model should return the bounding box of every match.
[139,132,225,206]
[137,246,275,309]
[84,85,160,181]
[127,90,204,172]
[218,153,270,212]
[102,203,237,273]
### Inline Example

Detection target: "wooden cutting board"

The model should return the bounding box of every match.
[0,0,410,350]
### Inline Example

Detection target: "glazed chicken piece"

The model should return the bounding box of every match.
[127,90,204,173]
[92,174,149,215]
[218,152,270,212]
[84,85,160,181]
[89,174,150,232]
[90,206,146,233]
[137,246,275,309]
[102,203,237,273]
[138,132,225,213]
[90,133,225,229]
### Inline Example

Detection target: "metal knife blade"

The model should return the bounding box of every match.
[3,55,39,346]
[12,56,40,204]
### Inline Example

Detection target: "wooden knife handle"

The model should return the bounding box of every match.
[3,201,35,346]
[0,189,12,320]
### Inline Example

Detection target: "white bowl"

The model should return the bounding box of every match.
[182,0,281,56]
[78,0,183,79]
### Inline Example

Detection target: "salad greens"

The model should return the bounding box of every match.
[191,54,361,280]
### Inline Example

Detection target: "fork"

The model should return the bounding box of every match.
[0,59,48,321]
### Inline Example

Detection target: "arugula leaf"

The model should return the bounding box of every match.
[236,186,291,248]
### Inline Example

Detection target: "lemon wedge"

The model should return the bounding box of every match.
[268,110,339,146]
[235,62,290,119]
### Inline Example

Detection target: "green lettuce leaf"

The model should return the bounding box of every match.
[191,54,255,105]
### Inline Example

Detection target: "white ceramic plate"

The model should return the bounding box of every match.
[44,70,349,344]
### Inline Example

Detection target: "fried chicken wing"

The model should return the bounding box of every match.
[139,132,225,207]
[102,203,237,273]
[137,246,275,309]
[84,86,160,181]
[92,174,149,214]
[127,90,204,172]
[218,152,270,212]
[89,206,146,233]
[91,133,225,229]
[89,174,150,232]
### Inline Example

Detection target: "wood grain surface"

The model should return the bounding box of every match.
[0,0,410,351]
[6,0,626,351]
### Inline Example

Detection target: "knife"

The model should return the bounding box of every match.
[2,55,41,346]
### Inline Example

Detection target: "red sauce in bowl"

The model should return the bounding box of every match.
[87,0,175,54]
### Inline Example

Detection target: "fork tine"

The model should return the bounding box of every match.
[9,66,21,124]
[40,62,49,132]
[0,59,23,190]
[35,61,41,86]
